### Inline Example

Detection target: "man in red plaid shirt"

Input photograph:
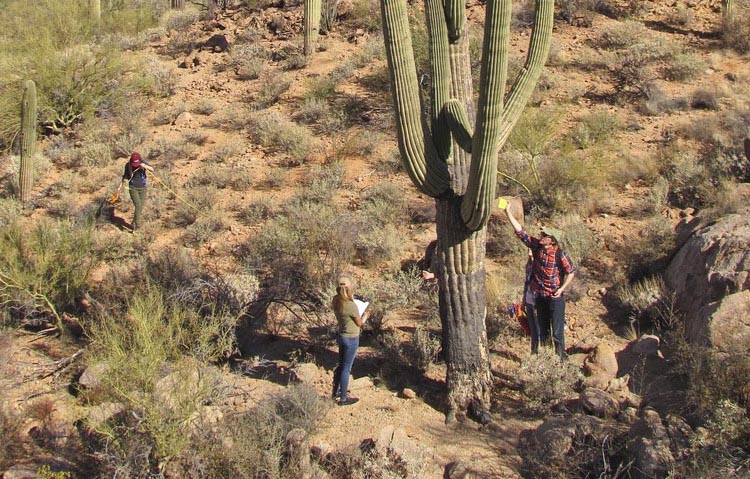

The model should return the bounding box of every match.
[504,204,576,359]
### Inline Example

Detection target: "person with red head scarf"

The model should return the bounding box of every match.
[116,152,154,231]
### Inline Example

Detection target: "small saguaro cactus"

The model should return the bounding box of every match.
[19,79,37,207]
[380,0,554,421]
[304,0,321,59]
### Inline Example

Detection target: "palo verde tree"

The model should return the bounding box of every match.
[379,0,554,421]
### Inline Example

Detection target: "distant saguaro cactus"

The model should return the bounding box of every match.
[304,0,321,59]
[91,0,101,20]
[722,0,734,21]
[172,0,185,8]
[380,0,554,421]
[19,80,37,207]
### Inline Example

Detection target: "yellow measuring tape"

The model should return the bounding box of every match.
[148,172,200,212]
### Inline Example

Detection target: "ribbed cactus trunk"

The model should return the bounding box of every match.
[722,0,734,21]
[19,80,37,207]
[304,0,322,59]
[381,0,553,421]
[171,0,185,8]
[91,0,101,20]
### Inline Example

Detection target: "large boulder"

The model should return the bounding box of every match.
[665,212,750,351]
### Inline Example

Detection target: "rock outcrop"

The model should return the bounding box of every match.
[665,212,750,351]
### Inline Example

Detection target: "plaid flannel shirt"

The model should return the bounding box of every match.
[516,230,575,298]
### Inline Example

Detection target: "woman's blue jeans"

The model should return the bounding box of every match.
[332,335,359,401]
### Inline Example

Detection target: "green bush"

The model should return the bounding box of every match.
[0,218,99,330]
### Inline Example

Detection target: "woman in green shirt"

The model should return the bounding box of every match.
[331,277,365,406]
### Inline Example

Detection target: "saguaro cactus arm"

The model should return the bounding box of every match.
[381,0,452,196]
[461,0,554,230]
[19,79,37,207]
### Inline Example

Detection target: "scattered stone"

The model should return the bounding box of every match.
[201,33,229,52]
[372,426,427,477]
[628,409,676,479]
[349,376,374,391]
[78,361,108,390]
[583,342,619,379]
[580,388,620,418]
[665,414,693,459]
[86,402,125,428]
[400,388,417,399]
[444,461,481,478]
[173,112,193,126]
[632,334,660,356]
[289,363,321,385]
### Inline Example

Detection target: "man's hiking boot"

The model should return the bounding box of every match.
[337,397,359,406]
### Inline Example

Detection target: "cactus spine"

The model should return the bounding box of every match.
[19,80,37,207]
[304,0,322,58]
[380,0,553,419]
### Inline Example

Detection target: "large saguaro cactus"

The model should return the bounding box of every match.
[304,0,321,59]
[19,80,37,207]
[380,0,554,421]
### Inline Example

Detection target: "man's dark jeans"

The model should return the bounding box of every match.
[525,302,540,354]
[332,335,359,401]
[535,295,567,359]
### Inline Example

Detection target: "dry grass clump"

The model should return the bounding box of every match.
[0,405,24,469]
[235,199,275,226]
[250,73,292,110]
[722,10,750,54]
[182,211,227,247]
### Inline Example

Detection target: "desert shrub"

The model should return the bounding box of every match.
[611,275,679,332]
[690,88,722,110]
[183,131,208,146]
[295,97,332,125]
[206,143,240,164]
[722,10,750,54]
[409,327,441,372]
[303,64,354,101]
[137,58,178,98]
[639,86,690,116]
[359,182,406,227]
[228,44,270,80]
[354,223,402,269]
[0,218,98,329]
[250,73,291,109]
[0,198,22,227]
[182,211,227,247]
[664,51,707,82]
[295,162,344,204]
[191,164,253,190]
[162,7,200,31]
[594,21,649,50]
[345,0,382,32]
[171,185,215,227]
[235,199,274,226]
[619,216,676,281]
[150,137,196,164]
[567,109,623,150]
[332,127,382,160]
[676,400,750,478]
[203,106,252,131]
[666,3,694,27]
[248,110,312,166]
[517,349,581,413]
[73,140,114,168]
[184,385,329,479]
[192,99,216,115]
[151,103,187,126]
[0,405,24,469]
[243,202,356,297]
